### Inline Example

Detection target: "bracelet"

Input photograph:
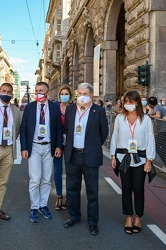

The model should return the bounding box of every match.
[111,155,115,159]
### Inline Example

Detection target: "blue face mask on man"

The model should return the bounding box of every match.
[60,95,70,103]
[0,94,12,103]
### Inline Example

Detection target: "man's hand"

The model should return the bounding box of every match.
[110,158,116,169]
[54,147,62,157]
[21,150,28,159]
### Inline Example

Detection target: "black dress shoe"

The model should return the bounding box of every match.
[89,225,98,235]
[0,210,10,220]
[63,218,80,228]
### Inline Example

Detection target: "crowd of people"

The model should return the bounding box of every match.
[0,82,162,236]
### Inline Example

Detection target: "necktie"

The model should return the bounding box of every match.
[39,104,45,125]
[2,106,8,146]
[38,104,45,140]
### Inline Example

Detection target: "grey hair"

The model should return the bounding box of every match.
[77,82,93,94]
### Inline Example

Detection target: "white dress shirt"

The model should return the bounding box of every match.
[33,101,51,142]
[73,106,91,148]
[110,114,156,167]
[0,101,13,145]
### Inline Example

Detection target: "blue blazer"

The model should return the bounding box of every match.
[20,100,63,157]
[64,103,109,167]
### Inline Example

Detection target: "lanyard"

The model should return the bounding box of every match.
[127,119,137,139]
[77,104,92,122]
[38,103,47,124]
[0,106,10,127]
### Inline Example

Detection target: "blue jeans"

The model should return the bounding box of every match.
[53,155,63,195]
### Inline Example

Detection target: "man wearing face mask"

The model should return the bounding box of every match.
[0,83,20,220]
[63,82,108,235]
[20,82,63,223]
[161,97,166,109]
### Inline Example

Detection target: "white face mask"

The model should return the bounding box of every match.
[77,96,91,103]
[124,104,136,112]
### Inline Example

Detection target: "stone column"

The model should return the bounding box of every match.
[101,40,118,102]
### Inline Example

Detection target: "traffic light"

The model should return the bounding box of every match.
[136,62,150,86]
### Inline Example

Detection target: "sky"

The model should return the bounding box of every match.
[0,0,50,90]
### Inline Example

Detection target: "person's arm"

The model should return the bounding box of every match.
[149,111,160,119]
[144,116,156,172]
[99,107,109,145]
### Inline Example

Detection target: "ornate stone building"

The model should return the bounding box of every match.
[42,0,166,101]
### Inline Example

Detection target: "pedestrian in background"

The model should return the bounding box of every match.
[148,96,166,118]
[63,82,108,235]
[0,83,20,220]
[110,90,155,234]
[161,97,166,109]
[20,82,62,223]
[54,85,72,211]
[141,96,149,115]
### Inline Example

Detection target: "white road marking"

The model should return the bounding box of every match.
[147,224,166,245]
[104,177,122,194]
[14,139,22,164]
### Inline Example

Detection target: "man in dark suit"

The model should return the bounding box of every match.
[63,82,108,235]
[20,82,62,223]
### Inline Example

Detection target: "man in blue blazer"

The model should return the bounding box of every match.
[20,82,62,223]
[63,82,108,235]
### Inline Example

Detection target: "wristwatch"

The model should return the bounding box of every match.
[111,155,115,159]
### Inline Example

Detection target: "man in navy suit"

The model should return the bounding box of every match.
[20,82,62,223]
[63,82,108,235]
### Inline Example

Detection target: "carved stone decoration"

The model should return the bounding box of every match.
[83,7,91,27]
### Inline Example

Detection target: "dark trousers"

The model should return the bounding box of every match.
[65,150,99,225]
[120,164,146,217]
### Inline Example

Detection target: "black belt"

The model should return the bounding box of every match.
[73,147,84,153]
[33,141,51,145]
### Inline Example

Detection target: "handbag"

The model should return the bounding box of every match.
[148,162,156,183]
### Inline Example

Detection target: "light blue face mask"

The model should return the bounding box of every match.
[162,101,165,106]
[60,95,70,103]
[141,100,147,106]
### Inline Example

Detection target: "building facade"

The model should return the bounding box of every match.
[41,0,166,102]
[42,0,71,101]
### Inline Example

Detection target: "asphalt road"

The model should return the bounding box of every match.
[0,152,166,250]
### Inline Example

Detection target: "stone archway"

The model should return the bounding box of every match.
[103,0,125,102]
[84,27,94,85]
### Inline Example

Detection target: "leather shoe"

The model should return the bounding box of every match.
[0,210,10,220]
[64,218,80,228]
[89,225,98,235]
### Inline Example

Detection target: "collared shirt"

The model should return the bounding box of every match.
[110,114,156,166]
[0,101,13,145]
[33,101,51,142]
[73,106,91,148]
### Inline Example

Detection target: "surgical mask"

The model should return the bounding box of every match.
[0,94,12,103]
[141,100,147,106]
[35,93,47,102]
[124,104,136,112]
[162,101,165,106]
[77,96,91,103]
[60,95,70,103]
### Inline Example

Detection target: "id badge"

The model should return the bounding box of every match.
[128,140,137,153]
[38,124,47,138]
[3,127,11,140]
[75,123,83,134]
